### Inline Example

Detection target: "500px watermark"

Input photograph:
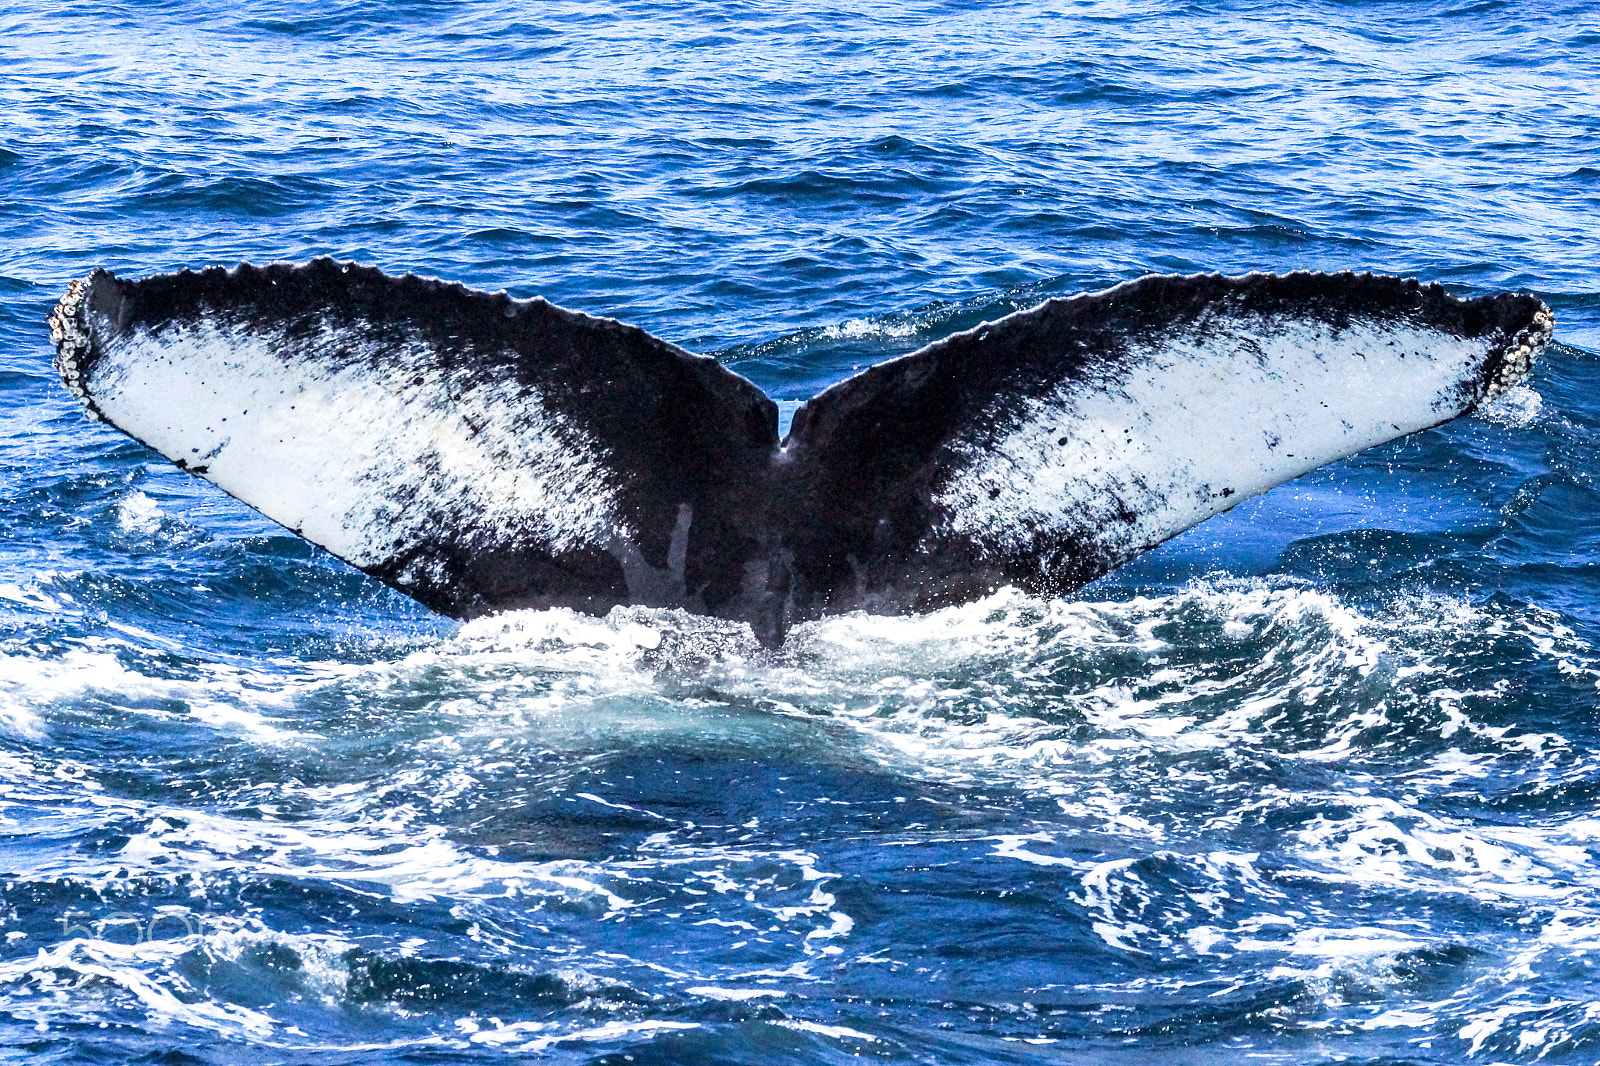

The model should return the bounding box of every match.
[57,908,217,945]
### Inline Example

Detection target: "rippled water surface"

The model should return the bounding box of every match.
[4,1,1600,1062]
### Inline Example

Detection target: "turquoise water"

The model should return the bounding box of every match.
[3,1,1600,1062]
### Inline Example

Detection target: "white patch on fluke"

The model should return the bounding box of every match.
[85,318,626,580]
[933,315,1504,559]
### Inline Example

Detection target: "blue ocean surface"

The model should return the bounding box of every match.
[4,1,1600,1062]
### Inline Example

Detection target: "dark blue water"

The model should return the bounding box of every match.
[4,2,1600,1062]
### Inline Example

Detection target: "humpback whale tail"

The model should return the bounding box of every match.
[49,260,1552,645]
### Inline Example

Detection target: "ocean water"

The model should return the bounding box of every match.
[4,1,1600,1062]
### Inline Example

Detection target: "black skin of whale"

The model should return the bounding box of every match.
[49,261,1553,645]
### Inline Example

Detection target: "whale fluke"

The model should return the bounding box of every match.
[49,261,1552,644]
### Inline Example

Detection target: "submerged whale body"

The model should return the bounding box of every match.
[49,261,1552,645]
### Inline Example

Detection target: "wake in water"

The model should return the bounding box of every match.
[3,555,1600,1061]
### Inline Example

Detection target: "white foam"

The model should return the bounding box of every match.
[817,315,920,342]
[774,1018,879,1042]
[7,572,1598,1051]
[687,985,786,1000]
[3,787,642,912]
[462,1018,699,1052]
[774,582,1590,787]
[0,937,279,1039]
[0,637,311,744]
[115,491,163,535]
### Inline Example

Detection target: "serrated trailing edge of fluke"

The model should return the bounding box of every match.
[46,262,1556,413]
[48,273,101,420]
[43,262,1557,459]
[1485,301,1554,405]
